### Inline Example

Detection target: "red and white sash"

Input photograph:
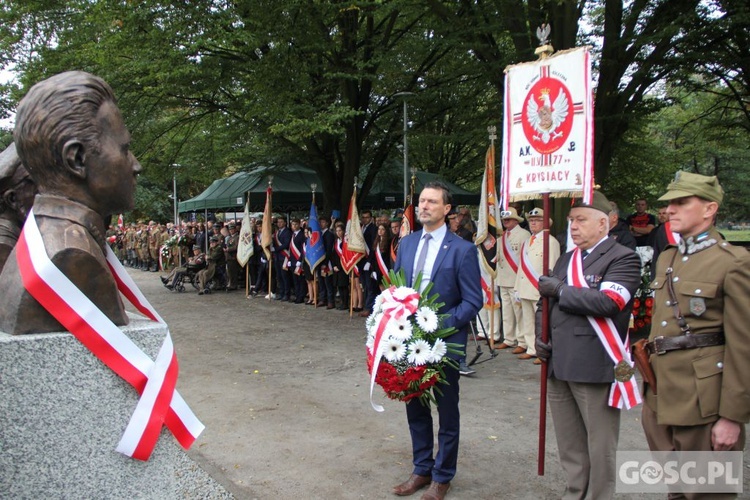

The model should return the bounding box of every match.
[664,221,680,246]
[519,240,540,289]
[501,232,519,274]
[567,247,641,409]
[375,246,391,284]
[16,210,204,460]
[274,230,290,268]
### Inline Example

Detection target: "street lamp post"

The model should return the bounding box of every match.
[394,92,415,206]
[171,164,180,227]
[171,163,181,267]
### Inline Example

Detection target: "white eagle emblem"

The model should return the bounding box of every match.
[526,89,569,143]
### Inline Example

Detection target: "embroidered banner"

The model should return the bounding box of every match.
[501,47,594,203]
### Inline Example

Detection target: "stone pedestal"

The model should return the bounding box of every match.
[0,314,230,499]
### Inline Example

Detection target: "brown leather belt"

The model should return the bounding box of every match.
[646,332,725,356]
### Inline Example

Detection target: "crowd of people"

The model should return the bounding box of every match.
[98,178,748,500]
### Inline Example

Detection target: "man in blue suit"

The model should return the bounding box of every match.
[392,181,482,500]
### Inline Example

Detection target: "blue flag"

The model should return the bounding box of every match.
[305,202,326,272]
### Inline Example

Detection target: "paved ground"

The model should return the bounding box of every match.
[129,269,748,500]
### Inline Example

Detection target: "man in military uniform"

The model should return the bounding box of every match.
[514,208,560,363]
[138,222,149,270]
[643,172,750,491]
[147,220,161,271]
[225,222,240,290]
[197,236,225,294]
[124,223,136,267]
[495,207,530,351]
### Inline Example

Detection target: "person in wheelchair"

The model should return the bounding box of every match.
[160,245,205,291]
[197,236,227,295]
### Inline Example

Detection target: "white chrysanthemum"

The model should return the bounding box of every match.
[383,338,407,362]
[407,339,432,366]
[392,286,418,301]
[415,307,438,332]
[365,333,375,353]
[429,338,447,363]
[385,315,413,341]
[373,293,385,313]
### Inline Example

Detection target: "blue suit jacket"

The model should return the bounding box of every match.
[395,228,483,358]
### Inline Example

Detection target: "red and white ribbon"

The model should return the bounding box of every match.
[16,210,204,460]
[368,286,419,412]
[519,241,540,289]
[374,247,391,285]
[665,221,680,246]
[567,248,641,409]
[501,232,519,274]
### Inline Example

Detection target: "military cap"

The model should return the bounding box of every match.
[658,171,723,205]
[573,190,612,216]
[210,236,219,242]
[227,222,236,228]
[499,206,524,222]
[192,245,201,251]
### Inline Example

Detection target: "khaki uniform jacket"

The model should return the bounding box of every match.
[497,225,530,287]
[515,230,561,301]
[646,228,750,426]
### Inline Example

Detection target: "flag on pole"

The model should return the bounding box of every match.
[305,201,325,272]
[117,214,124,230]
[341,190,366,274]
[237,199,254,267]
[399,203,415,239]
[475,143,500,278]
[261,186,273,260]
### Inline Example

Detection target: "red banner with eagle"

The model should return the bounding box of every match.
[500,47,594,205]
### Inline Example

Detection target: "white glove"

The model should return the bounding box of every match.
[364,262,371,271]
[295,262,302,268]
[371,272,377,280]
[261,257,267,264]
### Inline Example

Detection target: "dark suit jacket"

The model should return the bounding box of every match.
[394,228,483,358]
[538,237,641,383]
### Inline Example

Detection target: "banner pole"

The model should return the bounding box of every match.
[538,192,552,475]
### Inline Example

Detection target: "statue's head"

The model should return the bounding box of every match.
[14,71,141,217]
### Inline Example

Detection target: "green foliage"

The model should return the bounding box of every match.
[0,0,747,223]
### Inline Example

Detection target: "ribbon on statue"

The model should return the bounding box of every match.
[567,247,641,409]
[367,286,419,412]
[16,210,204,460]
[501,232,519,274]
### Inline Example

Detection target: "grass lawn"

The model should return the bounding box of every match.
[722,229,750,243]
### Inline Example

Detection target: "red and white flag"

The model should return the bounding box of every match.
[341,189,366,274]
[475,144,500,278]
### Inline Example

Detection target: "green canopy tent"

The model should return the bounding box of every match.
[363,170,479,208]
[179,163,480,214]
[178,164,323,213]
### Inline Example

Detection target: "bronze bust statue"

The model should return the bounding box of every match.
[0,143,36,274]
[0,71,142,334]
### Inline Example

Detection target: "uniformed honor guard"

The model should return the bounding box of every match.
[642,172,750,485]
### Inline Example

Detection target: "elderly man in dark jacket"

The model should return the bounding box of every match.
[536,190,641,499]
